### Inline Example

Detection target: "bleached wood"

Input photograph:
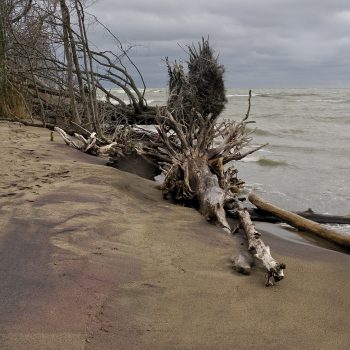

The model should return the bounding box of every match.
[54,127,81,150]
[234,199,285,286]
[56,126,124,158]
[97,142,121,156]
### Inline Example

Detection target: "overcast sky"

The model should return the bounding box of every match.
[88,0,350,88]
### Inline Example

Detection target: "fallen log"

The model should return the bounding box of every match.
[244,207,350,225]
[233,199,285,286]
[249,193,350,248]
[295,209,350,225]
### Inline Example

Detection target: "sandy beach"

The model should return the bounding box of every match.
[0,121,349,350]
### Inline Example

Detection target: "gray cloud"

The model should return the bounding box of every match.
[87,0,350,87]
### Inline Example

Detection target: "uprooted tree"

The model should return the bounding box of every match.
[52,37,350,285]
[136,39,286,286]
[53,37,286,285]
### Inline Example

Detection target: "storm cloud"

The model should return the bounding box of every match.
[88,0,350,87]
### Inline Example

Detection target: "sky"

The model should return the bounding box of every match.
[88,0,350,88]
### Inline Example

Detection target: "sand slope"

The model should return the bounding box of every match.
[0,122,349,350]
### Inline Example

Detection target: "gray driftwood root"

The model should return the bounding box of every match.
[233,199,286,286]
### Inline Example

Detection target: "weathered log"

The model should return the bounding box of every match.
[243,207,350,225]
[187,157,231,233]
[233,199,285,285]
[249,193,350,248]
[295,209,350,225]
[55,126,80,150]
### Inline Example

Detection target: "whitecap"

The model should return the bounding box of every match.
[257,158,288,167]
[110,89,126,94]
[226,93,260,98]
[313,99,348,103]
[241,156,260,163]
[325,224,350,235]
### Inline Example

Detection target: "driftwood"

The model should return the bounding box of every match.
[232,199,285,285]
[244,207,350,225]
[249,193,350,248]
[294,209,350,224]
[54,126,122,157]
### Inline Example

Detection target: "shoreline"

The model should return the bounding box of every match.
[1,121,349,349]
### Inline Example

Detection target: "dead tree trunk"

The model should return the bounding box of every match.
[59,0,80,125]
[233,198,285,285]
[182,156,231,233]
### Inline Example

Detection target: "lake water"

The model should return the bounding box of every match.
[112,88,350,231]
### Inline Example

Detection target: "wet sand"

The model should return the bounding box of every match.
[0,121,349,349]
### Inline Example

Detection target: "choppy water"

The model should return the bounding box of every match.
[111,88,350,229]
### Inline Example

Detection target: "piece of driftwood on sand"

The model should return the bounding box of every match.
[231,198,286,285]
[244,207,350,224]
[249,193,350,248]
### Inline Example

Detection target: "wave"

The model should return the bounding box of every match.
[241,157,287,167]
[279,128,305,135]
[226,93,260,98]
[147,99,167,105]
[250,128,275,136]
[268,144,320,153]
[99,98,130,105]
[257,158,288,167]
[249,126,303,137]
[244,183,287,197]
[313,99,349,104]
[325,224,350,235]
[109,89,126,94]
[256,92,320,99]
[241,156,260,163]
